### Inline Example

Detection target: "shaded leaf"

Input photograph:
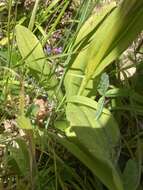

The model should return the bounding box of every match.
[7,138,30,176]
[123,159,139,190]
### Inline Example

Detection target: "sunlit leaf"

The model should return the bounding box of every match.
[17,115,33,130]
[65,0,143,97]
[15,25,63,101]
[63,96,123,190]
[97,73,109,95]
[64,2,116,98]
[95,96,105,120]
[15,25,50,76]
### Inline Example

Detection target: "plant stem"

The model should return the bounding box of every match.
[29,0,41,31]
[7,0,12,68]
[26,130,37,190]
[42,0,69,46]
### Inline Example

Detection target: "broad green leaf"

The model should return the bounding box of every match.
[65,0,143,97]
[64,96,123,190]
[50,132,123,190]
[15,25,49,76]
[123,159,139,190]
[80,0,143,94]
[67,96,120,148]
[64,3,116,98]
[15,25,63,101]
[93,1,143,78]
[75,2,116,48]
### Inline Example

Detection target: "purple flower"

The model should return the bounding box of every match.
[44,44,52,55]
[52,47,63,54]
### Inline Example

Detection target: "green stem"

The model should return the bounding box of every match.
[4,0,12,102]
[7,0,12,68]
[28,0,41,31]
[26,130,37,190]
[77,77,88,95]
[42,0,69,46]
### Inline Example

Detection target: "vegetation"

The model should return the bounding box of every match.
[0,0,143,189]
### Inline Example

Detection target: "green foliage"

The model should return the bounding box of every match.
[64,2,116,98]
[1,0,143,189]
[123,159,140,190]
[65,0,143,97]
[15,25,50,77]
[58,0,143,189]
[6,138,30,176]
[17,115,33,130]
[65,96,122,190]
[96,72,109,119]
[15,24,63,101]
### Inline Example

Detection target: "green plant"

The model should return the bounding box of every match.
[53,1,143,190]
[1,0,143,190]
